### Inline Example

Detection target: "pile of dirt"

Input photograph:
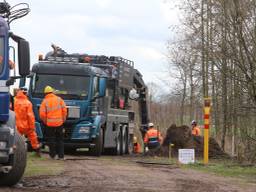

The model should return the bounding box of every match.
[161,124,229,159]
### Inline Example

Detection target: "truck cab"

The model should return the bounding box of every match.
[30,56,106,150]
[0,1,30,186]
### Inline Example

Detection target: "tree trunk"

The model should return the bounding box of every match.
[221,0,228,151]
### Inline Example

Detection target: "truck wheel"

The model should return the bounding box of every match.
[121,127,128,155]
[0,132,27,186]
[105,130,122,155]
[125,128,129,154]
[116,130,122,155]
[90,128,103,156]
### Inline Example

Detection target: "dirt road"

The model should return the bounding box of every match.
[1,155,255,192]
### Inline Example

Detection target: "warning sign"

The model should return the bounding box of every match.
[178,149,195,164]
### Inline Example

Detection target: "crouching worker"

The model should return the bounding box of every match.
[39,86,67,160]
[14,87,41,157]
[144,123,163,155]
[191,120,200,136]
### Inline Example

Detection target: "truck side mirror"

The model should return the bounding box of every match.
[18,39,30,77]
[98,77,106,97]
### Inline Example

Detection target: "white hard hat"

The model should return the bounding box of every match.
[133,136,137,143]
[148,122,154,127]
[191,120,197,125]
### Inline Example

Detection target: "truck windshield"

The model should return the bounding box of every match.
[32,74,90,100]
[0,37,4,74]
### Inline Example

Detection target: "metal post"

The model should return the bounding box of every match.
[169,144,174,159]
[204,98,211,164]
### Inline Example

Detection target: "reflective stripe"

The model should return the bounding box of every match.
[61,103,65,109]
[57,97,61,106]
[45,99,49,112]
[45,97,62,112]
[40,108,46,113]
[46,117,63,122]
[0,86,9,92]
[58,97,65,109]
[46,105,62,111]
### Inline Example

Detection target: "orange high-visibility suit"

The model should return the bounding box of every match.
[39,93,67,127]
[14,90,40,149]
[192,126,200,136]
[144,128,163,148]
[134,142,141,153]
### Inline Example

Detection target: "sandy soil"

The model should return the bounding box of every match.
[1,155,255,192]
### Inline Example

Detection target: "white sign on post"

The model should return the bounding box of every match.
[178,149,195,164]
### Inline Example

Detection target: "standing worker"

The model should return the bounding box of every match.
[191,120,200,136]
[14,87,41,156]
[144,123,163,154]
[39,86,67,160]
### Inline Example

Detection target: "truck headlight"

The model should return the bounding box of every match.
[0,141,7,149]
[79,127,90,134]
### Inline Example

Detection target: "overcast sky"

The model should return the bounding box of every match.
[8,0,178,88]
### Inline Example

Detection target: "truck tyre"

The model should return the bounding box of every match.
[125,128,130,154]
[0,132,27,186]
[90,128,103,156]
[104,130,122,155]
[121,127,128,155]
[116,130,122,155]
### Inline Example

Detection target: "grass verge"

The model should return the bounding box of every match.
[24,152,64,177]
[184,159,256,183]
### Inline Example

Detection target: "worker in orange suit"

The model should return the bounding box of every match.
[133,136,141,153]
[39,86,67,160]
[14,87,41,156]
[191,120,201,136]
[144,123,163,153]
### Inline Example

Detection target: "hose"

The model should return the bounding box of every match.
[0,1,30,25]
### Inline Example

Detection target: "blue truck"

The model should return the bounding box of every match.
[0,1,30,186]
[28,45,149,156]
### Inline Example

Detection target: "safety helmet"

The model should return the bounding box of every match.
[191,120,197,125]
[20,87,28,93]
[133,136,137,143]
[44,86,54,94]
[148,122,154,127]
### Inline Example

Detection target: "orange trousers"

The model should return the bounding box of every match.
[18,128,40,149]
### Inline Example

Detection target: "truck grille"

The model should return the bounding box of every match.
[64,123,73,139]
[67,106,80,119]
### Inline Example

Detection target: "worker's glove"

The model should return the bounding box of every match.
[145,146,149,152]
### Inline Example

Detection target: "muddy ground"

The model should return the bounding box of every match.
[1,154,256,192]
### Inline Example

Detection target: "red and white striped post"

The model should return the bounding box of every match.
[204,97,211,164]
